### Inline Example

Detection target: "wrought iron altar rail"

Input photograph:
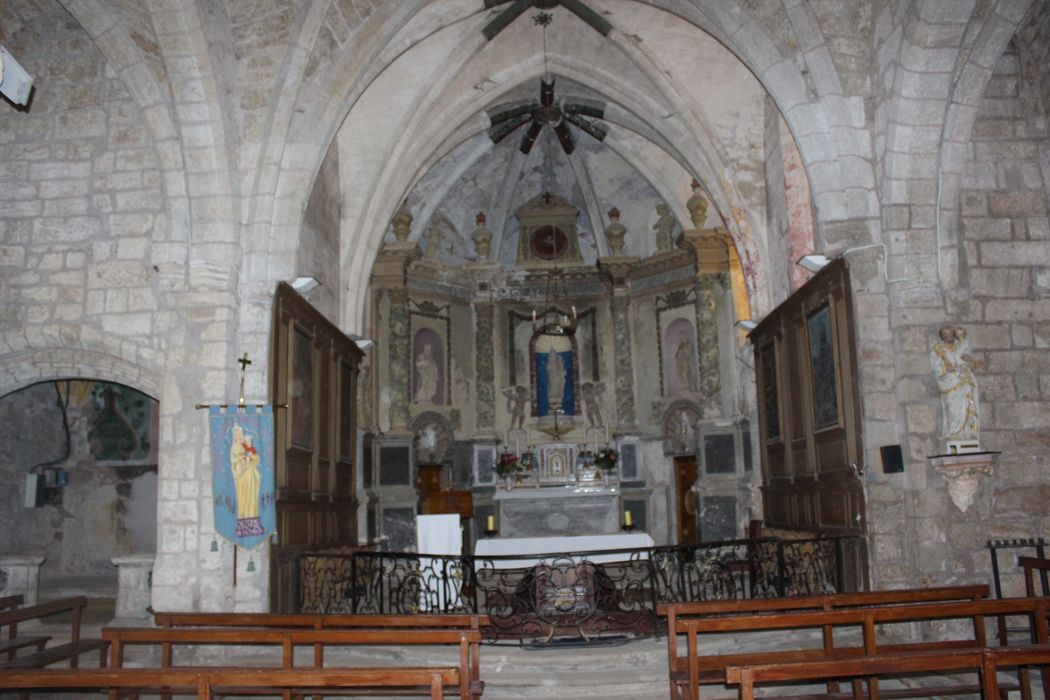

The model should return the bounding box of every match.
[288,535,864,645]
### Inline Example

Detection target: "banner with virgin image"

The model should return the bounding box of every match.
[209,405,276,549]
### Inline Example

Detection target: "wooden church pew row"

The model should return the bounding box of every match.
[725,644,1050,700]
[1020,556,1050,597]
[0,596,24,611]
[0,665,459,699]
[103,625,483,700]
[0,596,105,670]
[657,584,990,700]
[669,596,1050,700]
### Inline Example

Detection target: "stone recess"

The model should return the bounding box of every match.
[0,0,1048,614]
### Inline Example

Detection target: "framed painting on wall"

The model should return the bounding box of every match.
[807,304,840,430]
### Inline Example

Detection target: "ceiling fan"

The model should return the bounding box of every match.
[487,77,607,156]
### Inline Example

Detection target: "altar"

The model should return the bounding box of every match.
[474,532,654,569]
[494,484,621,537]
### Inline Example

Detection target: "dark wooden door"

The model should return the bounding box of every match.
[750,259,867,562]
[270,282,363,612]
[675,456,699,545]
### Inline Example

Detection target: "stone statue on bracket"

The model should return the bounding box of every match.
[930,324,980,452]
[424,224,443,261]
[580,382,606,428]
[686,179,709,229]
[503,385,529,430]
[392,200,413,242]
[653,202,675,252]
[605,207,626,255]
[472,212,492,259]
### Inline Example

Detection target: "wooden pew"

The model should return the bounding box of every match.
[1020,556,1050,597]
[669,596,1050,700]
[103,625,484,699]
[0,595,24,611]
[725,645,1050,700]
[152,611,488,691]
[0,596,105,670]
[0,665,460,699]
[658,584,989,699]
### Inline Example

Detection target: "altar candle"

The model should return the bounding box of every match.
[487,515,495,531]
[624,510,633,527]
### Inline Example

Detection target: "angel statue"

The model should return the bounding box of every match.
[580,382,606,428]
[503,385,529,429]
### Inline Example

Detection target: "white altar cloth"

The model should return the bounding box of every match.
[474,532,654,569]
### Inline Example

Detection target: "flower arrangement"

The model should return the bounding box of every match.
[496,451,522,476]
[594,447,618,473]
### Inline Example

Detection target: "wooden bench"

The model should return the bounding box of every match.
[667,595,1049,700]
[0,595,24,611]
[725,644,1050,700]
[103,625,484,699]
[153,611,487,690]
[1020,556,1050,597]
[0,665,460,699]
[658,584,989,699]
[0,596,105,670]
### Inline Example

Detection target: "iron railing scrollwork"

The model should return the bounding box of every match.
[286,535,864,645]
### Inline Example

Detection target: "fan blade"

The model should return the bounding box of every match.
[563,100,604,120]
[541,78,556,108]
[565,113,607,142]
[561,0,613,36]
[553,119,576,154]
[482,0,532,40]
[519,120,544,154]
[488,103,534,126]
[488,114,531,144]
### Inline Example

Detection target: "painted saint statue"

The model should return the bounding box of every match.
[533,333,576,417]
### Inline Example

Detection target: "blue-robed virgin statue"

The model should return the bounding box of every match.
[532,333,577,417]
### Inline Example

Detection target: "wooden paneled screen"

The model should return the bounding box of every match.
[750,259,867,547]
[270,282,363,611]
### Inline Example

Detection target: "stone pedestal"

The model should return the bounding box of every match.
[111,554,155,621]
[0,555,45,606]
[928,451,1000,513]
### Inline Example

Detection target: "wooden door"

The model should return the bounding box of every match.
[675,456,699,545]
[270,282,363,612]
[750,259,867,551]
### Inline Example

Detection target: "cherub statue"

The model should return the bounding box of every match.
[502,385,529,429]
[580,382,606,428]
[653,202,675,252]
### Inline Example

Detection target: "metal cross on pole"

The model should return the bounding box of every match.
[237,353,251,407]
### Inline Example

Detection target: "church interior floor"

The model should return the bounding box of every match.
[5,621,1043,699]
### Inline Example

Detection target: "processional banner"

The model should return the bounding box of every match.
[209,405,276,549]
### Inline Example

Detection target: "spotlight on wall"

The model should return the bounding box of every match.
[290,276,320,294]
[0,46,34,106]
[795,254,831,272]
[735,320,758,331]
[349,334,374,352]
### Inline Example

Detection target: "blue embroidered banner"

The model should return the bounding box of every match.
[209,405,276,549]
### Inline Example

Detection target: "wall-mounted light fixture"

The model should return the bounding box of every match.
[795,254,831,272]
[350,335,375,352]
[735,320,758,331]
[290,276,320,294]
[0,46,34,106]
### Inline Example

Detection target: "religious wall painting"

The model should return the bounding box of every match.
[530,332,578,418]
[807,304,839,430]
[291,327,314,448]
[86,381,158,466]
[663,401,701,456]
[655,288,701,398]
[759,341,780,441]
[409,300,451,406]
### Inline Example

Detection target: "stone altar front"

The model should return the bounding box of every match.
[494,484,620,537]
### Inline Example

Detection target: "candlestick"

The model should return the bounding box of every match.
[487,515,495,530]
[624,510,633,526]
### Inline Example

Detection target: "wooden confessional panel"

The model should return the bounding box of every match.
[270,282,363,611]
[750,259,866,543]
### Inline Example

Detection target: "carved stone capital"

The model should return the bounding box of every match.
[372,242,422,289]
[597,255,640,288]
[678,228,729,274]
